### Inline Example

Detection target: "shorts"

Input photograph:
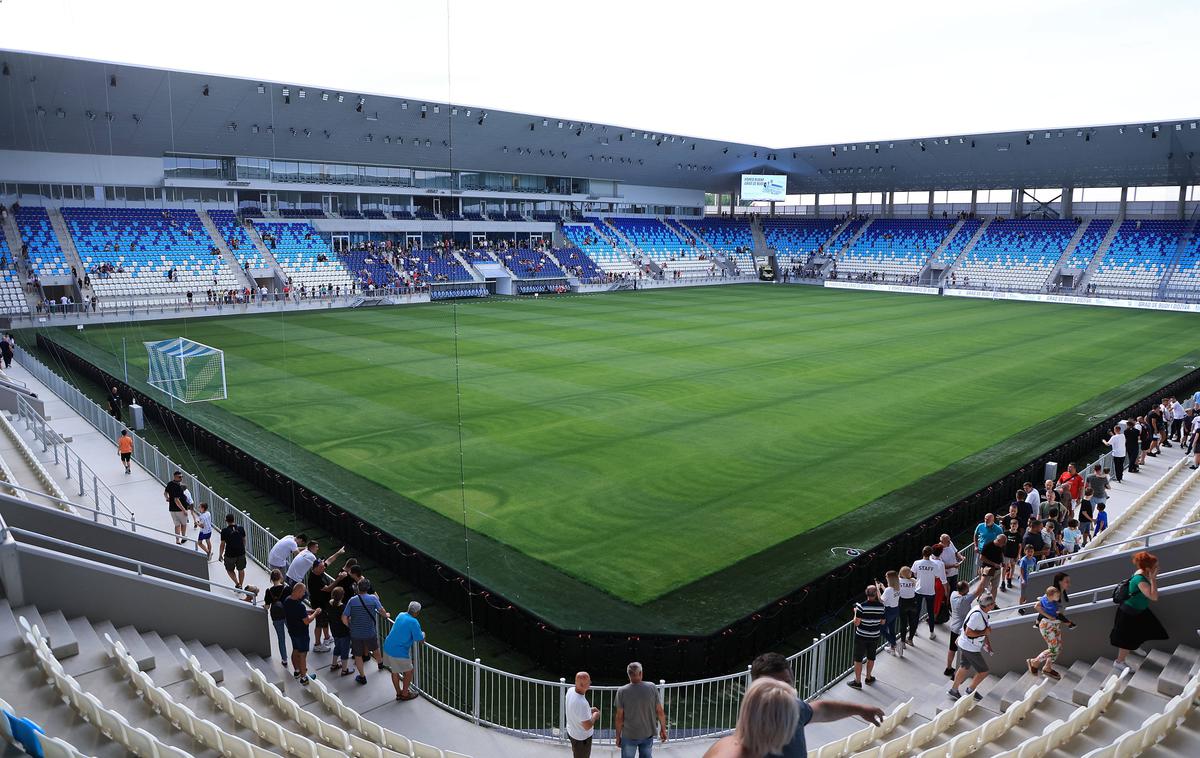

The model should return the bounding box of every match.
[223,554,246,572]
[197,531,212,542]
[1003,556,1016,567]
[1080,522,1093,536]
[120,452,132,463]
[958,649,989,674]
[170,510,190,527]
[314,614,330,630]
[290,631,311,654]
[852,635,878,663]
[351,637,379,659]
[383,653,414,673]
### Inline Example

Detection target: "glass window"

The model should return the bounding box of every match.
[979,189,1013,204]
[1128,186,1178,202]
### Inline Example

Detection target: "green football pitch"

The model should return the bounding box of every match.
[36,285,1200,633]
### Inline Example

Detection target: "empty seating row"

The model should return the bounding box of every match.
[1065,219,1113,270]
[838,218,956,278]
[762,218,841,262]
[0,232,27,313]
[606,217,692,258]
[206,209,268,269]
[934,219,983,265]
[688,218,755,252]
[562,223,640,274]
[430,285,487,299]
[253,221,356,290]
[1091,220,1199,296]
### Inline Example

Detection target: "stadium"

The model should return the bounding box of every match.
[0,2,1198,756]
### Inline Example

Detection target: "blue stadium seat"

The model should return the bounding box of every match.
[951,219,1077,290]
[838,218,956,278]
[1090,220,1193,296]
[252,221,355,290]
[14,207,70,277]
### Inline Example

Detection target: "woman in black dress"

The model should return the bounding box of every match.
[1110,551,1168,672]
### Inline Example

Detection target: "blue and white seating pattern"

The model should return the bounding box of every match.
[838,218,955,278]
[553,247,606,281]
[63,207,238,301]
[14,207,70,277]
[761,218,841,264]
[1091,220,1194,295]
[337,251,400,288]
[1065,219,1113,271]
[934,219,983,265]
[430,285,487,300]
[253,221,355,290]
[607,217,691,257]
[687,218,754,252]
[498,251,566,279]
[208,210,268,270]
[562,223,639,274]
[397,251,474,283]
[952,219,1077,290]
[0,231,27,313]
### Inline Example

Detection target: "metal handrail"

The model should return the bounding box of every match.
[1036,518,1200,569]
[1,524,254,600]
[0,480,180,538]
[14,394,137,523]
[991,563,1200,620]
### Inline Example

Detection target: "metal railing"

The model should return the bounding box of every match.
[990,562,1200,621]
[1036,518,1200,570]
[13,394,137,528]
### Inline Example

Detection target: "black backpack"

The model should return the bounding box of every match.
[1112,577,1132,606]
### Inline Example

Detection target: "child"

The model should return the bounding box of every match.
[194,502,213,560]
[1077,489,1094,547]
[326,586,353,676]
[1061,519,1082,554]
[1016,544,1038,612]
[1095,502,1108,533]
[1027,586,1075,680]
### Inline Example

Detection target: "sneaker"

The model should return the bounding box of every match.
[355,675,368,685]
[313,643,332,653]
[948,688,962,700]
[864,676,876,685]
[944,667,955,678]
[847,680,863,690]
[968,690,983,701]
[299,676,309,686]
[929,631,937,641]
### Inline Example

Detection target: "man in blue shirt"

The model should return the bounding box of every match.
[703,653,882,757]
[383,600,426,701]
[341,579,389,685]
[973,513,1003,552]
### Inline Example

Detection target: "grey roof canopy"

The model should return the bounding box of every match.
[1,49,1196,194]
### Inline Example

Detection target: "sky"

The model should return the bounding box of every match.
[0,0,1195,148]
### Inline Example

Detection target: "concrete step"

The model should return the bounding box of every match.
[978,694,1078,755]
[1157,644,1200,697]
[13,604,48,647]
[58,615,108,676]
[226,646,284,691]
[205,642,254,697]
[162,635,224,684]
[1001,671,1044,710]
[16,605,77,659]
[1129,648,1172,695]
[91,619,151,672]
[0,599,23,658]
[1043,685,1173,758]
[116,623,157,671]
[163,674,288,754]
[138,631,191,686]
[1143,705,1200,757]
[1072,656,1116,705]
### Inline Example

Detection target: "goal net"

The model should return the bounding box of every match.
[144,338,227,403]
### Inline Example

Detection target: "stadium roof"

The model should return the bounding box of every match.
[1,50,1197,195]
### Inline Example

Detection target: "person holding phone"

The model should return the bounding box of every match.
[1111,552,1168,673]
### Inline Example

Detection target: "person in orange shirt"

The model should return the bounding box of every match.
[117,429,134,475]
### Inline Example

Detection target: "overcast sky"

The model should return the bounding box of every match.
[0,0,1195,148]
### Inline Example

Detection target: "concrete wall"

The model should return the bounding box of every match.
[13,542,269,656]
[0,150,162,187]
[0,385,46,417]
[0,494,208,589]
[1028,533,1200,593]
[988,579,1200,673]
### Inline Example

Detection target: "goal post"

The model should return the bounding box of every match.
[143,337,227,403]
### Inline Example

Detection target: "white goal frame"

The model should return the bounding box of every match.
[143,337,227,403]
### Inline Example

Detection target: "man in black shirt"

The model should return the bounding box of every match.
[164,470,191,545]
[219,514,248,590]
[1013,492,1033,534]
[1023,520,1050,560]
[979,534,1006,599]
[283,582,321,684]
[1125,421,1142,473]
[107,386,123,420]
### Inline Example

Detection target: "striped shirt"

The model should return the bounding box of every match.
[853,600,886,639]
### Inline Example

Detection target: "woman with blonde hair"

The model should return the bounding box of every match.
[897,566,919,652]
[704,677,799,758]
[1110,551,1168,672]
[878,571,901,656]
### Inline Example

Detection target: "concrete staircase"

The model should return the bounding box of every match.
[242,221,290,284]
[1,213,43,312]
[1158,215,1200,298]
[941,217,993,283]
[675,219,718,257]
[831,218,874,260]
[197,210,256,291]
[452,251,487,282]
[46,208,87,293]
[821,216,854,252]
[1044,218,1092,289]
[598,218,641,257]
[1075,218,1121,291]
[1084,459,1200,557]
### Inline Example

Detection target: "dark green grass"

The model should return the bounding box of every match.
[34,286,1200,631]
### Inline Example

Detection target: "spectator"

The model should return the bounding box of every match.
[1023,482,1041,515]
[897,566,919,650]
[1023,519,1050,561]
[117,430,134,475]
[326,586,352,676]
[1057,464,1084,511]
[218,514,248,590]
[973,513,1002,552]
[193,502,213,560]
[879,571,900,655]
[283,582,321,685]
[342,579,388,685]
[1111,552,1168,673]
[938,534,963,593]
[1127,418,1143,473]
[705,652,882,758]
[382,600,425,701]
[286,541,345,587]
[1002,519,1021,589]
[978,534,1006,598]
[948,593,996,701]
[1087,464,1109,509]
[1095,503,1109,534]
[268,533,308,576]
[1028,585,1076,679]
[567,671,602,758]
[704,678,798,758]
[615,661,668,757]
[1061,519,1082,554]
[164,470,191,545]
[107,386,122,420]
[1077,489,1095,546]
[309,561,334,653]
[913,546,946,640]
[847,585,885,689]
[1104,426,1123,479]
[263,569,289,667]
[945,576,987,677]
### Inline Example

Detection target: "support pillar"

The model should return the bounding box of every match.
[1061,187,1073,220]
[1179,185,1187,220]
[1118,187,1128,220]
[1013,189,1023,219]
[969,189,977,217]
[927,190,935,219]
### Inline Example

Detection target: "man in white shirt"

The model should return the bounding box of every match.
[913,546,947,641]
[949,593,996,701]
[938,534,963,588]
[269,534,307,575]
[565,671,600,757]
[1022,483,1040,514]
[286,541,345,587]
